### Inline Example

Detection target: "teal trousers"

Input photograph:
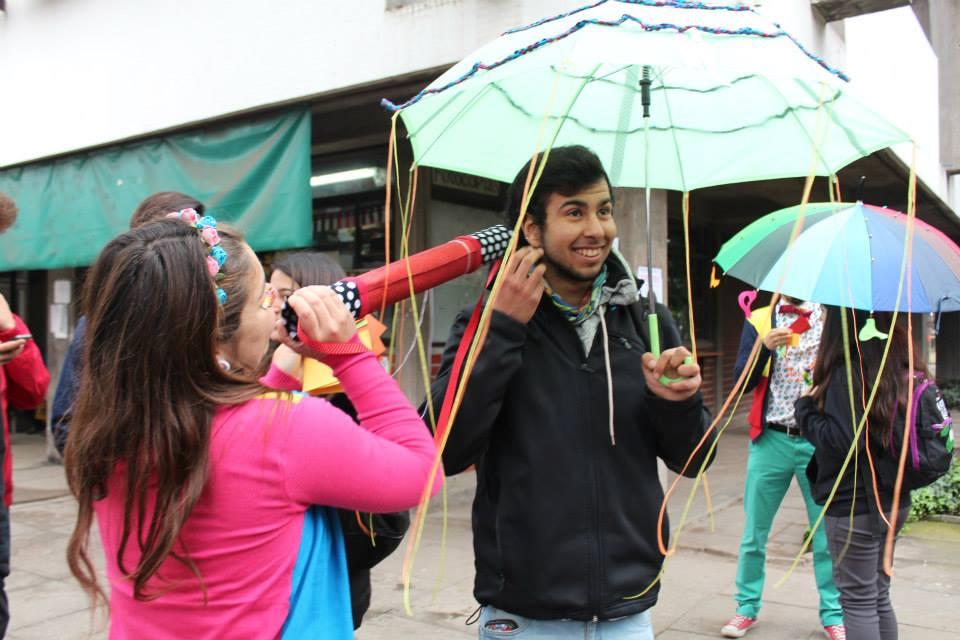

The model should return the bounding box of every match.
[734,429,843,626]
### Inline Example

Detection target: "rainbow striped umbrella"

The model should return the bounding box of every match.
[714,202,960,313]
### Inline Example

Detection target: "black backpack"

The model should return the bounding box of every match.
[894,376,955,490]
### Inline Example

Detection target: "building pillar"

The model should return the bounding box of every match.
[44,268,76,461]
[935,311,959,383]
[912,0,960,174]
[612,187,669,304]
[613,187,670,488]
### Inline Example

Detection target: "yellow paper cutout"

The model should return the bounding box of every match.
[302,315,387,395]
[709,264,721,289]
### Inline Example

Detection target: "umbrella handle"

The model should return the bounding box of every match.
[648,314,694,385]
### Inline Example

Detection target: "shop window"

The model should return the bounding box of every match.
[308,148,388,275]
[313,198,386,273]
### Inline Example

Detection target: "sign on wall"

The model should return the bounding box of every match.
[431,169,505,211]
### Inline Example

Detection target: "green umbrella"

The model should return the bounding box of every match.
[384,0,908,353]
[386,4,915,596]
[385,1,907,191]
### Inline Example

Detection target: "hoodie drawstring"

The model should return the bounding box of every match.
[598,304,616,446]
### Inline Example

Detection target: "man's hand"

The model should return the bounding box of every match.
[642,346,701,402]
[0,293,15,333]
[492,247,545,325]
[0,339,26,366]
[762,327,793,350]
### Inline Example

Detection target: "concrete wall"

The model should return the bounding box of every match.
[844,6,946,199]
[758,0,848,68]
[613,188,669,304]
[912,0,960,174]
[2,0,950,209]
[951,174,960,218]
[0,0,569,168]
[42,268,77,461]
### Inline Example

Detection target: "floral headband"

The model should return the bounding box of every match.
[166,208,229,304]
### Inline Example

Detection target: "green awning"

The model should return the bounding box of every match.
[0,109,312,270]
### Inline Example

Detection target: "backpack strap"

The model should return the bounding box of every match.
[860,374,933,527]
[627,296,682,353]
[627,299,650,349]
[908,375,934,471]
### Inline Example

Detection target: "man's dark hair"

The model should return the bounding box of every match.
[503,145,612,246]
[0,192,18,234]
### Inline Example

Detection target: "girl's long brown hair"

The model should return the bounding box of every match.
[811,306,927,447]
[65,219,265,604]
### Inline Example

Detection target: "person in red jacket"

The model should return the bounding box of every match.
[0,192,51,637]
[0,299,49,505]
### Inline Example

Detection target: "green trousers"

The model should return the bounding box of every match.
[734,429,843,626]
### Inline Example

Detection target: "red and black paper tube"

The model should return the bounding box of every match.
[331,224,512,319]
[282,225,513,340]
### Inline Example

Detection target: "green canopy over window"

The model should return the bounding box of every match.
[0,109,312,271]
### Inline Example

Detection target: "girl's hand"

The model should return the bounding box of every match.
[278,286,358,359]
[271,344,303,382]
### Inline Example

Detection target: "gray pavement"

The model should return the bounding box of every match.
[5,421,959,639]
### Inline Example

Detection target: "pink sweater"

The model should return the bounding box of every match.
[95,346,441,639]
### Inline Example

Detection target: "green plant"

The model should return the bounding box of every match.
[908,460,960,522]
[938,381,960,410]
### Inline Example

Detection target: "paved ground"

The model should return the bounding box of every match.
[5,419,959,639]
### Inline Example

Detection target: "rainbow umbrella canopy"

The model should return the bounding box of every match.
[383,0,908,192]
[714,201,960,313]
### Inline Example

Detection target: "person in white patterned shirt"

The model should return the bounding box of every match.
[721,297,845,640]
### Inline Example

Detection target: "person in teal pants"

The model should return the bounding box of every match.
[721,300,845,639]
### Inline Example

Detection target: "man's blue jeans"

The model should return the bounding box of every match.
[478,605,654,639]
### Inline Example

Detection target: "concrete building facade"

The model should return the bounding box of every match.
[0,0,958,436]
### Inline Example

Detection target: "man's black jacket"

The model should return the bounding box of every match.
[428,266,715,621]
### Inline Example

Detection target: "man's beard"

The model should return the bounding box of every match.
[541,246,604,284]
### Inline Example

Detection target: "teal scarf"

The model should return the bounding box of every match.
[547,265,608,324]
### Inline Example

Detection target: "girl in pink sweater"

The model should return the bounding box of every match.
[64,215,441,639]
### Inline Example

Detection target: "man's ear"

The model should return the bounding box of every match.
[522,216,542,248]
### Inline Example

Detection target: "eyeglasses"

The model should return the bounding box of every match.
[260,284,277,310]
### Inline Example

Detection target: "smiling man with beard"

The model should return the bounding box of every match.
[427,145,715,639]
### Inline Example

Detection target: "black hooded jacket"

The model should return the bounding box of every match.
[796,372,914,517]
[427,255,714,620]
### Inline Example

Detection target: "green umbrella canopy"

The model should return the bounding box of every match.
[385,0,909,191]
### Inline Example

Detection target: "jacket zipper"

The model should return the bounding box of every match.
[555,309,609,617]
[574,325,604,618]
